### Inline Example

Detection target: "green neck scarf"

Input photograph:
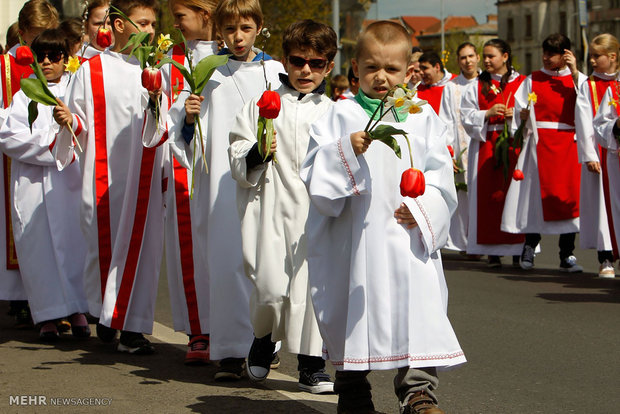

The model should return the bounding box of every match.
[354,89,408,123]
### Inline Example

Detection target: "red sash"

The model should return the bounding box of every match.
[90,56,112,298]
[531,71,580,221]
[417,83,445,114]
[476,76,526,245]
[605,81,620,258]
[170,45,201,334]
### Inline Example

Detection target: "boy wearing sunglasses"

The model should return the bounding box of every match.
[228,19,336,393]
[300,21,465,413]
[171,0,284,381]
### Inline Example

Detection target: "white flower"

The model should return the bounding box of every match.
[490,84,501,95]
[385,87,408,109]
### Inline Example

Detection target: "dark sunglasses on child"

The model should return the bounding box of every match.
[37,51,64,63]
[287,55,328,70]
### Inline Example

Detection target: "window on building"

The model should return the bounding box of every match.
[559,11,567,34]
[507,17,514,41]
[525,14,532,38]
[525,53,532,75]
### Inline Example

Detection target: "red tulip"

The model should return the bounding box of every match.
[257,90,281,119]
[512,169,524,181]
[447,145,454,158]
[141,67,162,91]
[491,190,505,202]
[96,28,112,49]
[400,168,426,198]
[15,46,34,66]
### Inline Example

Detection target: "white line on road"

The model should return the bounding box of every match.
[151,321,337,413]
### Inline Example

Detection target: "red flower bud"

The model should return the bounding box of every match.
[400,168,426,198]
[141,67,162,91]
[15,46,34,66]
[257,90,281,119]
[96,28,112,49]
[447,145,454,158]
[512,169,524,181]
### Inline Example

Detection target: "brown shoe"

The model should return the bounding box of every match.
[403,391,445,414]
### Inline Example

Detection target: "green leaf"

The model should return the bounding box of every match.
[27,100,39,132]
[20,78,57,106]
[368,124,406,159]
[257,116,266,158]
[132,45,154,69]
[264,118,274,162]
[157,57,195,92]
[455,182,468,192]
[193,54,229,95]
[120,32,150,54]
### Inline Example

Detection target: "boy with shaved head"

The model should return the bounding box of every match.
[301,20,465,414]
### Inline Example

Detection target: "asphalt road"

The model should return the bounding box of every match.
[1,235,619,413]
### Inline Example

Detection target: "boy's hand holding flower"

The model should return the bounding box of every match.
[394,202,418,229]
[350,131,371,156]
[53,98,72,127]
[184,94,204,124]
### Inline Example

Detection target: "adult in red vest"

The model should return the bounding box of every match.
[417,51,456,114]
[502,34,586,272]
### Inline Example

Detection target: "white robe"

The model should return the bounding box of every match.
[161,40,219,336]
[167,58,284,359]
[301,98,465,371]
[0,75,87,323]
[229,83,331,356]
[501,68,585,235]
[53,50,165,334]
[593,88,620,256]
[440,74,477,251]
[460,72,524,256]
[575,72,615,251]
[0,48,26,300]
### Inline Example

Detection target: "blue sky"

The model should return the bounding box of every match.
[367,0,497,24]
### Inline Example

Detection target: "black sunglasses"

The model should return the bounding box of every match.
[36,51,64,64]
[288,55,328,70]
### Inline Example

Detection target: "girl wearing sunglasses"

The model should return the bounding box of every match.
[0,28,90,341]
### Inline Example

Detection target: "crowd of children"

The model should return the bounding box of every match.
[3,0,620,413]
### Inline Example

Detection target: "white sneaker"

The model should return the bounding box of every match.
[598,260,616,278]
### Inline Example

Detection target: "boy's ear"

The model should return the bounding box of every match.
[325,61,335,76]
[351,58,359,78]
[113,17,125,34]
[404,62,415,84]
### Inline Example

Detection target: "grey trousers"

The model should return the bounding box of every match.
[334,367,439,411]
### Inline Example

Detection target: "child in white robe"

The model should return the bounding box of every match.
[575,34,619,278]
[301,21,465,414]
[0,28,89,340]
[170,0,284,380]
[52,0,165,354]
[229,19,335,393]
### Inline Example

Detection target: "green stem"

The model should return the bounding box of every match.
[404,134,413,168]
[190,126,197,199]
[196,117,208,174]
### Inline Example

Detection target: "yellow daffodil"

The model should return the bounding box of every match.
[157,33,173,52]
[64,56,81,74]
[404,99,427,114]
[155,50,165,62]
[386,87,407,108]
[527,92,537,105]
[609,99,618,108]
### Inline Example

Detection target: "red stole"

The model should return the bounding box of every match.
[417,83,445,114]
[169,45,202,334]
[476,75,526,245]
[0,54,30,269]
[603,80,620,257]
[531,71,580,221]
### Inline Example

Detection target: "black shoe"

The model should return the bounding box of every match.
[299,368,334,394]
[14,305,33,329]
[487,255,501,268]
[117,331,155,355]
[96,322,117,343]
[39,321,60,342]
[246,334,276,381]
[519,245,535,270]
[270,352,280,369]
[214,358,245,381]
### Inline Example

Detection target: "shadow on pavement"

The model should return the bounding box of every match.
[188,395,333,413]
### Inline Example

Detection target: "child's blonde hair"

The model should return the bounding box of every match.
[170,0,219,13]
[18,0,59,33]
[591,33,620,72]
[331,74,349,91]
[355,20,412,61]
[214,0,263,32]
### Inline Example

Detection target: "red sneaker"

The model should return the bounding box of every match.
[185,335,210,365]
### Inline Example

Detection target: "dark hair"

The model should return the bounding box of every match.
[542,33,571,54]
[60,18,83,50]
[418,51,444,71]
[411,46,423,54]
[31,27,69,61]
[282,19,338,62]
[479,38,513,95]
[456,41,477,57]
[110,0,159,26]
